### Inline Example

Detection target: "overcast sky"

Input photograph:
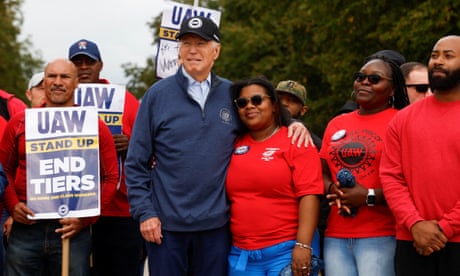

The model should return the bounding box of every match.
[21,0,168,85]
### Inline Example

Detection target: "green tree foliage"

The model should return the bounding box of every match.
[124,0,460,136]
[122,57,157,99]
[0,0,43,102]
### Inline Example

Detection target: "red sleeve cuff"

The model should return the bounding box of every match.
[80,216,99,228]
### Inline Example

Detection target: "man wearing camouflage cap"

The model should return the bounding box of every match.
[276,80,326,271]
[276,80,322,149]
[276,80,309,119]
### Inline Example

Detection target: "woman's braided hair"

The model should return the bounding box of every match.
[364,54,410,110]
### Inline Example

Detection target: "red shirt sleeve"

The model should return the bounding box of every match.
[122,91,139,138]
[7,97,27,116]
[98,119,119,212]
[0,114,24,214]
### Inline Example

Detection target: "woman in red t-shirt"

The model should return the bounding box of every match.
[226,76,323,276]
[320,54,409,276]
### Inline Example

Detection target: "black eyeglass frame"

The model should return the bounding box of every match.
[234,95,271,109]
[406,84,430,93]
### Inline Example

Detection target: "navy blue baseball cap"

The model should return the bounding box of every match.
[176,16,221,42]
[68,39,102,61]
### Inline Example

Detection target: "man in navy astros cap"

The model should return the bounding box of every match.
[68,39,103,83]
[68,39,143,276]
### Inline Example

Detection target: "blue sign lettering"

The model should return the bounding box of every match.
[171,6,212,25]
[37,110,86,134]
[76,87,114,109]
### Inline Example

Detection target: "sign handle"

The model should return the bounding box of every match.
[62,238,70,276]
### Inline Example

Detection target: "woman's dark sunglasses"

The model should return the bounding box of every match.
[354,72,392,85]
[234,95,271,109]
[406,84,430,93]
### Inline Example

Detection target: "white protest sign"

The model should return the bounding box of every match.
[25,107,100,219]
[155,1,221,79]
[74,83,126,135]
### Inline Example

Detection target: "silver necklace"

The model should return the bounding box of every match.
[257,126,280,142]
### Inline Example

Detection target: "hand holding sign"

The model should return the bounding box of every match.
[112,134,129,153]
[11,202,35,225]
[56,217,85,239]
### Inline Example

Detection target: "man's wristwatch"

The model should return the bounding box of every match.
[366,189,376,206]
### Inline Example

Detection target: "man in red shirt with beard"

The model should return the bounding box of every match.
[381,35,460,276]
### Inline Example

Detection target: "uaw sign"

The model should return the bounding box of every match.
[155,1,221,79]
[74,83,126,135]
[75,83,125,189]
[25,107,100,219]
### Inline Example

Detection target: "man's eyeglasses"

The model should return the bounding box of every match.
[406,84,430,93]
[234,95,271,109]
[354,72,392,85]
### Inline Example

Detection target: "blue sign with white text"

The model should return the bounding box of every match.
[25,107,101,219]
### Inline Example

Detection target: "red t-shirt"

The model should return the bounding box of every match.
[226,127,323,250]
[319,108,397,238]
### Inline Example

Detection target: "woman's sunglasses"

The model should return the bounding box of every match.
[234,95,271,109]
[406,84,430,93]
[354,72,392,85]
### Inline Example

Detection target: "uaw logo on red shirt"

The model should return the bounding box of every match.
[329,129,380,174]
[261,147,280,161]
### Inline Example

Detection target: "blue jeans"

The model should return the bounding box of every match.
[0,209,8,274]
[6,220,91,276]
[228,240,295,276]
[229,229,323,276]
[324,236,396,276]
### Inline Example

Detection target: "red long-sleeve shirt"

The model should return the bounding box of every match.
[381,97,460,241]
[97,79,140,217]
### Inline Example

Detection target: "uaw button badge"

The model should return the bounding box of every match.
[234,145,249,155]
[331,129,346,141]
[58,204,70,217]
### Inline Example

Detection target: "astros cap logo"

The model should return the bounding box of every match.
[78,41,88,50]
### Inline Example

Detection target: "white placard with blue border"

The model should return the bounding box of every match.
[155,1,221,79]
[25,107,100,219]
[74,83,125,135]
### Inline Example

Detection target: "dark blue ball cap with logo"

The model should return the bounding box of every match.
[68,39,102,61]
[176,16,221,42]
